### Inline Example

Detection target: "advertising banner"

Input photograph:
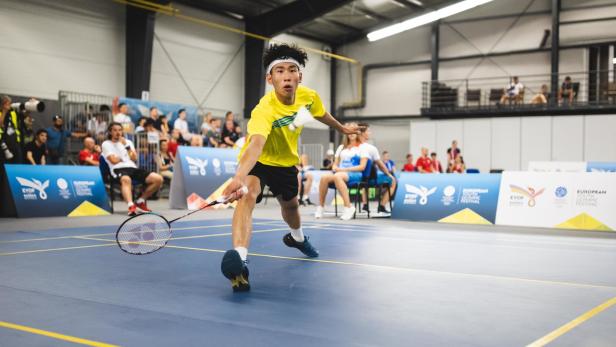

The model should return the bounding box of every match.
[4,164,110,218]
[169,146,239,209]
[391,173,501,224]
[495,171,616,231]
[586,162,616,172]
[119,97,202,133]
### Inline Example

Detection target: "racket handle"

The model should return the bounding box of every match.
[217,185,248,203]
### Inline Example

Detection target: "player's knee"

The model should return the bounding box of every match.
[283,198,299,210]
[246,188,261,202]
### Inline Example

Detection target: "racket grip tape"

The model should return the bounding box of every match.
[217,186,248,203]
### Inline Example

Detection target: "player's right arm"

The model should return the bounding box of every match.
[223,134,265,200]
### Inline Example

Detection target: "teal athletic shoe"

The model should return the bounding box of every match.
[221,250,250,292]
[282,233,319,258]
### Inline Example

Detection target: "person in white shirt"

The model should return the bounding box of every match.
[102,122,163,216]
[200,112,213,134]
[173,108,203,146]
[315,123,369,220]
[500,76,524,104]
[113,103,134,137]
[358,123,396,215]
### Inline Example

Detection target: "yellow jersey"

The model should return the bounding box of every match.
[240,85,326,167]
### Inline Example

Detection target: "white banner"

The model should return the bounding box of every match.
[527,161,587,172]
[496,172,616,231]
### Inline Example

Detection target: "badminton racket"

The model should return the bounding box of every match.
[288,107,314,131]
[115,186,248,255]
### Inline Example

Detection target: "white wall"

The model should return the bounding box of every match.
[407,115,616,173]
[0,0,125,99]
[336,26,431,117]
[335,0,614,116]
[150,4,245,116]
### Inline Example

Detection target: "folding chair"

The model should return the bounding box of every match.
[99,157,143,213]
[330,159,373,219]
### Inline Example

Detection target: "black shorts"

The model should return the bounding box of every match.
[113,167,150,184]
[249,161,298,203]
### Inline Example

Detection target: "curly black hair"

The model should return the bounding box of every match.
[262,43,308,72]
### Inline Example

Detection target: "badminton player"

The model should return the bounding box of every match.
[220,43,361,292]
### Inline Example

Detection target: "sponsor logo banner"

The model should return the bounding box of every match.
[586,162,616,173]
[170,146,239,209]
[391,173,501,223]
[496,171,616,230]
[5,165,109,217]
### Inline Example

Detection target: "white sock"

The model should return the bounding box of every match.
[136,197,145,204]
[128,201,134,207]
[235,247,248,261]
[290,227,305,242]
[302,195,309,200]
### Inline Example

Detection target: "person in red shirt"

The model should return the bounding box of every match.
[167,128,180,160]
[415,147,433,173]
[431,152,443,173]
[78,136,101,166]
[402,153,415,172]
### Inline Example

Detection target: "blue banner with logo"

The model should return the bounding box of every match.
[119,97,201,133]
[586,162,616,173]
[169,146,239,209]
[391,173,501,224]
[4,164,110,218]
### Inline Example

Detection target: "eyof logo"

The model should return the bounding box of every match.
[404,184,437,205]
[509,185,545,207]
[185,156,208,176]
[16,177,50,200]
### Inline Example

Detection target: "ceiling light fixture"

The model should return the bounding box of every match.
[367,0,494,42]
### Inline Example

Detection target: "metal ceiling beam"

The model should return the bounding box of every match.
[246,0,354,37]
[319,17,360,32]
[173,0,249,19]
[391,0,423,10]
[351,5,390,22]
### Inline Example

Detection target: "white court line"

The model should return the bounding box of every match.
[0,220,283,245]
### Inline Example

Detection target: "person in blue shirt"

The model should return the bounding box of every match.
[45,115,86,164]
[382,150,396,174]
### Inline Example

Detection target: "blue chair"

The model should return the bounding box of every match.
[361,165,394,218]
[331,159,373,218]
[466,168,480,174]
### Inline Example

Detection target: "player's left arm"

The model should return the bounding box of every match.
[316,112,362,135]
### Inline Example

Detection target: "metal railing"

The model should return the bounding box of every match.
[422,70,616,111]
[58,91,114,156]
[134,132,160,174]
[300,144,324,169]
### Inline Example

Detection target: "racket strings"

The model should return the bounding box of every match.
[117,214,171,255]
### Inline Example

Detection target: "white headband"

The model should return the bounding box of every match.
[266,58,301,74]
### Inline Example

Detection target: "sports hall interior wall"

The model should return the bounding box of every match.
[2,0,616,168]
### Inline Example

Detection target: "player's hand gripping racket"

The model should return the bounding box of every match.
[116,186,248,255]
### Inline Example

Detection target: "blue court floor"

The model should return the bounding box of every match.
[1,218,616,347]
